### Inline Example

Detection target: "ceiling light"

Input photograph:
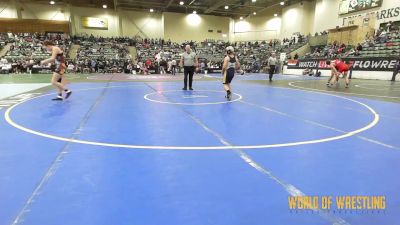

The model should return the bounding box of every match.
[274,13,278,17]
[240,16,243,20]
[102,4,107,8]
[225,5,229,9]
[252,0,256,2]
[180,1,184,5]
[49,1,55,5]
[280,1,285,5]
[150,8,154,12]
[253,12,256,15]
[193,10,197,14]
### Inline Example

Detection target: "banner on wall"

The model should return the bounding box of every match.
[376,7,400,20]
[81,17,108,30]
[339,0,383,15]
[286,57,398,71]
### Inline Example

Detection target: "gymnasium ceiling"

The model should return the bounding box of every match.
[17,0,311,18]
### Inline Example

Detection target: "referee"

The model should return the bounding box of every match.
[268,53,277,82]
[391,58,400,82]
[180,45,199,90]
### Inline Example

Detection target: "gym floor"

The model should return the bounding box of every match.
[0,73,399,225]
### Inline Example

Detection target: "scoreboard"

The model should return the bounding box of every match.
[339,0,383,15]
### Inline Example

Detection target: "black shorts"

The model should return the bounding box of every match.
[52,67,64,83]
[52,63,66,74]
[223,69,235,84]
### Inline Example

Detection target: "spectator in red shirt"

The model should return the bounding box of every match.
[145,59,151,67]
[145,59,151,75]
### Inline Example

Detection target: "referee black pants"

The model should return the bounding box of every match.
[392,67,399,81]
[171,65,176,75]
[269,65,276,81]
[184,66,195,88]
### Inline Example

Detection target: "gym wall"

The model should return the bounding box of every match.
[232,15,281,41]
[0,2,69,33]
[70,6,120,37]
[0,2,228,41]
[281,1,315,38]
[231,1,316,41]
[313,0,400,34]
[233,0,399,42]
[230,6,280,42]
[120,10,163,39]
[0,1,17,19]
[20,3,70,21]
[163,12,230,42]
[0,19,69,33]
[312,0,341,34]
[0,0,398,41]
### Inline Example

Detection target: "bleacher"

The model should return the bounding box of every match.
[3,33,70,61]
[0,33,71,73]
[303,31,400,59]
[136,40,182,63]
[5,44,50,61]
[304,43,352,59]
[4,30,396,75]
[71,36,134,73]
[0,33,8,49]
[359,39,400,58]
[133,35,308,74]
[77,41,130,61]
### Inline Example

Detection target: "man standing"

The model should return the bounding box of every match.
[159,58,166,75]
[391,58,400,82]
[180,45,198,90]
[171,58,177,75]
[267,53,277,82]
[200,60,205,74]
[145,58,151,75]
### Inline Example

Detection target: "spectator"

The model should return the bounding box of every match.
[1,57,8,64]
[302,67,311,76]
[159,59,166,74]
[391,58,400,82]
[386,21,393,32]
[302,68,315,76]
[356,43,363,51]
[126,63,133,74]
[267,53,277,82]
[308,68,314,76]
[91,59,97,73]
[171,58,177,75]
[200,60,205,74]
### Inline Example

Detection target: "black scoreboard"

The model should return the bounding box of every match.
[339,0,383,15]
